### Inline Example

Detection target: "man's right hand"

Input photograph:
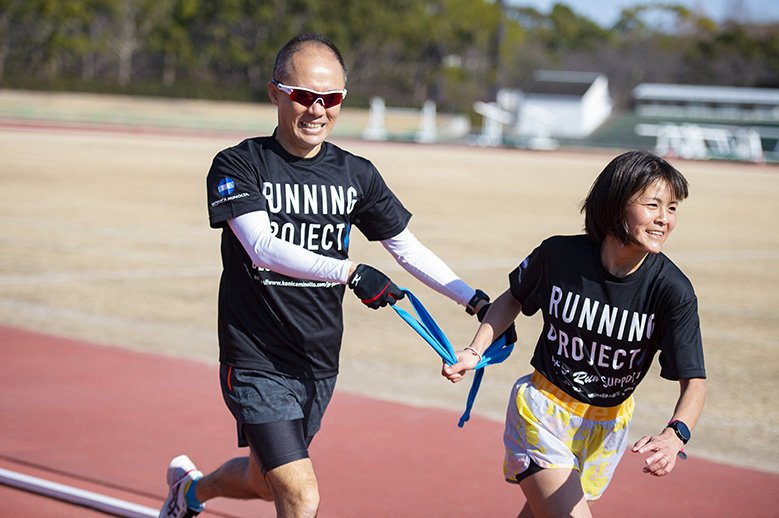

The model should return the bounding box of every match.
[348,264,405,309]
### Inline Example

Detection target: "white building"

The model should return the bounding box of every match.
[631,83,779,162]
[504,70,614,140]
[632,83,779,122]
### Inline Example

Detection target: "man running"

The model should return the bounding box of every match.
[159,32,489,518]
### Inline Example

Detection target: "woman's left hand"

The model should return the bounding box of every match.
[441,348,481,383]
[631,429,684,477]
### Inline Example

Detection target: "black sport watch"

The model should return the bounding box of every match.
[465,289,490,316]
[666,420,691,444]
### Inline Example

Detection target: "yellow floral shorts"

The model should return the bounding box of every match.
[503,371,634,501]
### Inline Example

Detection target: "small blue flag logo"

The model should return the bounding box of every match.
[218,177,235,196]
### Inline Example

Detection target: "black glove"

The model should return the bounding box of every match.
[348,264,405,310]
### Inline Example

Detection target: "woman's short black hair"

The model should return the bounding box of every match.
[581,150,689,244]
[272,32,347,84]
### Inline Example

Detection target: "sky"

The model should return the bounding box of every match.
[505,0,779,26]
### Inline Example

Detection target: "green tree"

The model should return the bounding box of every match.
[326,0,499,108]
[0,0,28,84]
[1,0,777,110]
[544,3,611,51]
[148,0,202,87]
[107,0,175,87]
[191,0,306,100]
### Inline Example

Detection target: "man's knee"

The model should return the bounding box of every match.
[285,484,319,516]
[265,459,320,516]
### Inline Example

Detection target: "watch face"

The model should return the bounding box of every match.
[672,420,691,443]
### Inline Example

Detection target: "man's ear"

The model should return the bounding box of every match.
[268,82,280,106]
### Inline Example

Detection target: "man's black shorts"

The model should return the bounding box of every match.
[220,365,336,472]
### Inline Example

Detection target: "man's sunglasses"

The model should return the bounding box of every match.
[272,79,347,108]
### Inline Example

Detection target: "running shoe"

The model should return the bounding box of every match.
[159,454,205,518]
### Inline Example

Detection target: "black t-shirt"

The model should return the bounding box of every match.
[206,135,411,379]
[509,235,705,406]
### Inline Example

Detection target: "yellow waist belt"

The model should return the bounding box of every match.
[531,370,634,422]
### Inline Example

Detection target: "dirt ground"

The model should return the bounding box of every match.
[1,90,777,474]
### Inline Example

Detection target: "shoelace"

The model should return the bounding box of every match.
[391,288,516,427]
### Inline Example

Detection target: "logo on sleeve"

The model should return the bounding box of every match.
[517,256,529,284]
[218,177,235,196]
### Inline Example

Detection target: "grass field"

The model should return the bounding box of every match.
[1,90,777,474]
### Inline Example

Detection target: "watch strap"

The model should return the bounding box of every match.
[465,289,489,316]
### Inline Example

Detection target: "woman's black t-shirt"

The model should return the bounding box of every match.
[509,234,706,407]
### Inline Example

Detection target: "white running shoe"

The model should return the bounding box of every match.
[159,454,205,518]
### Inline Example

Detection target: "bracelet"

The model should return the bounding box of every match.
[464,347,482,360]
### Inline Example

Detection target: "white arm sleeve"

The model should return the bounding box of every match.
[381,228,474,306]
[228,211,352,284]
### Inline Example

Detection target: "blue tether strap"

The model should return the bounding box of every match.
[391,288,516,427]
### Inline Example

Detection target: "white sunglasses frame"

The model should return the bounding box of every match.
[272,80,347,108]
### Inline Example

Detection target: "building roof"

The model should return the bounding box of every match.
[633,83,779,105]
[524,70,604,97]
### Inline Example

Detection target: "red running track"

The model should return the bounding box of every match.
[1,325,777,517]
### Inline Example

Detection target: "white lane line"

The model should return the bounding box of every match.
[0,467,158,518]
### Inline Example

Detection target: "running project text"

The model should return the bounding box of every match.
[263,182,357,252]
[545,284,655,398]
